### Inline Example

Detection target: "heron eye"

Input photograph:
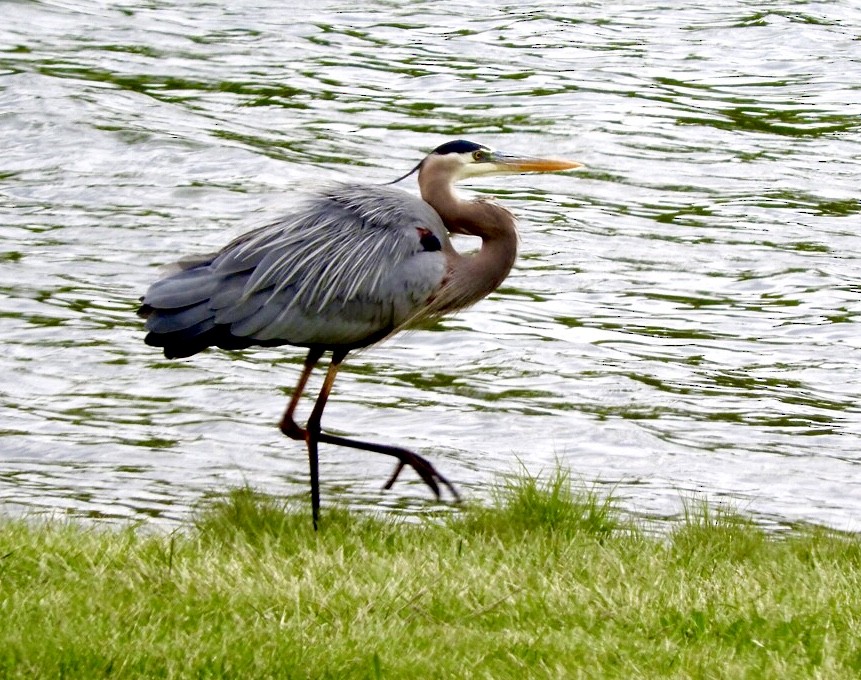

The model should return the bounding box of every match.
[472,150,486,162]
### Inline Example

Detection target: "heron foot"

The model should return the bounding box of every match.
[382,454,461,503]
[315,432,461,503]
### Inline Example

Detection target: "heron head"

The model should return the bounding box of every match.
[390,139,582,185]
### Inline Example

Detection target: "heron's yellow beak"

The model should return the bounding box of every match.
[488,152,583,174]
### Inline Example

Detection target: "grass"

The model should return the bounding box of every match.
[1,469,860,678]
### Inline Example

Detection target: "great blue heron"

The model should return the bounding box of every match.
[138,139,582,527]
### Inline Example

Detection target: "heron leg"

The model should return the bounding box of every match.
[306,353,459,502]
[279,347,325,440]
[279,347,324,530]
[286,347,461,530]
[310,349,459,502]
[303,348,349,530]
[307,352,460,505]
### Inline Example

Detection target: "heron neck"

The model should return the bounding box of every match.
[421,176,519,310]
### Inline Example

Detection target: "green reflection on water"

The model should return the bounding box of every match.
[35,64,306,108]
[677,106,856,137]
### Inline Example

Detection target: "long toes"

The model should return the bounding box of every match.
[383,461,406,490]
[428,467,461,503]
[422,465,458,502]
[384,452,460,501]
[437,474,462,503]
[415,465,442,499]
[403,455,442,497]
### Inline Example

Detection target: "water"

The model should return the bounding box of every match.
[1,0,859,529]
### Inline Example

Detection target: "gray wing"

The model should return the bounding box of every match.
[139,183,449,358]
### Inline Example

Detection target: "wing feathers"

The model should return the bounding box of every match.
[143,269,221,309]
[140,183,448,358]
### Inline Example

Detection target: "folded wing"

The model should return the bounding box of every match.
[139,184,449,358]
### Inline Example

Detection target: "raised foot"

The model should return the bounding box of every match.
[315,432,461,503]
[383,453,461,503]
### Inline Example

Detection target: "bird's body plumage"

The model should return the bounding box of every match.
[141,184,451,357]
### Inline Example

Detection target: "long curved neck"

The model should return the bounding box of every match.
[420,172,518,311]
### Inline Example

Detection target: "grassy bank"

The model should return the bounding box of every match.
[1,471,860,679]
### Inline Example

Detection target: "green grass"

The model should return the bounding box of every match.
[1,469,860,678]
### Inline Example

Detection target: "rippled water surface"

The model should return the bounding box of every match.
[1,0,859,529]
